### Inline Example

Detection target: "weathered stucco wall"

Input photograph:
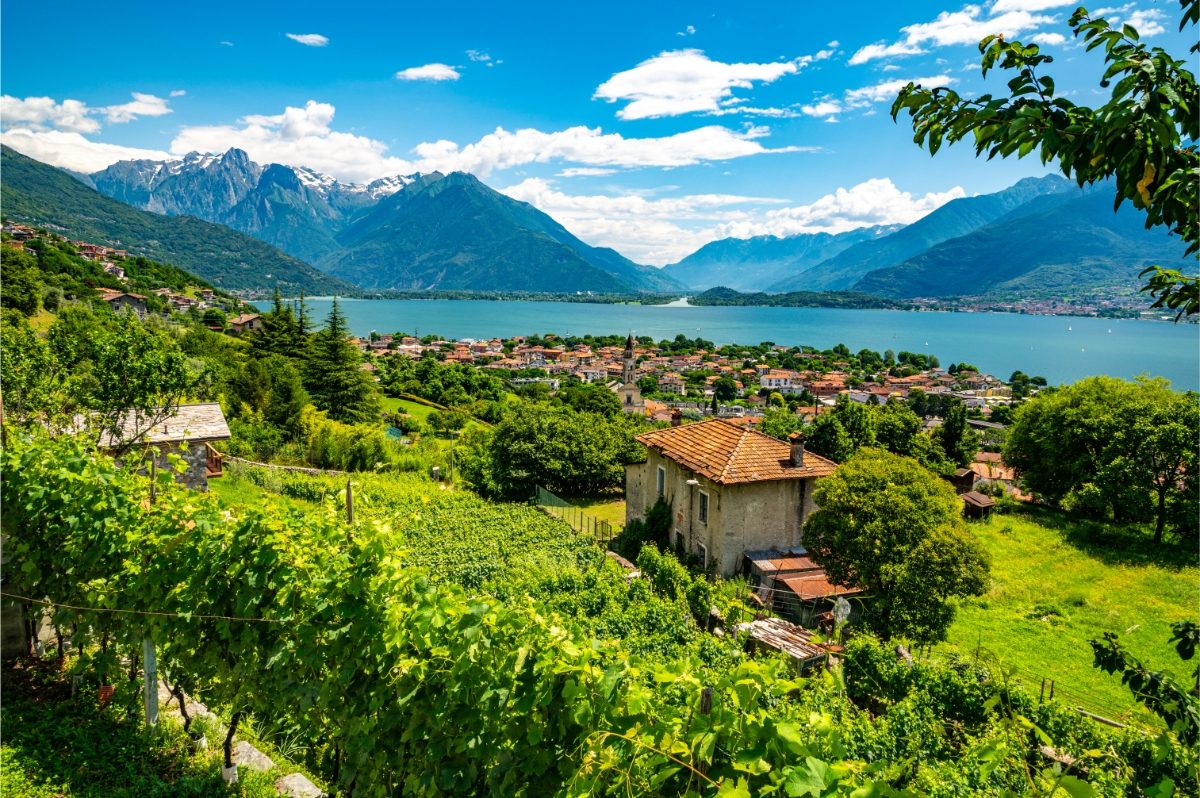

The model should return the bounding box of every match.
[626,451,822,577]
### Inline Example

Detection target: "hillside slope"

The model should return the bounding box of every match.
[2,146,351,294]
[854,189,1193,298]
[323,172,683,292]
[770,174,1074,292]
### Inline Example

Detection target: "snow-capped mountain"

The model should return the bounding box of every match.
[90,148,423,262]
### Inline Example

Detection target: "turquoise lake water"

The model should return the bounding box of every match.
[260,298,1199,389]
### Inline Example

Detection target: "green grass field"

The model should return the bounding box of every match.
[572,497,627,531]
[380,396,436,422]
[940,506,1197,724]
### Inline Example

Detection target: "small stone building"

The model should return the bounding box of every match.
[102,403,231,490]
[626,419,837,576]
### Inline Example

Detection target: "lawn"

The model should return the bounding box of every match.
[573,496,627,531]
[939,505,1197,725]
[380,395,436,422]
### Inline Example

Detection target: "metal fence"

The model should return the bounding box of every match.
[534,486,618,548]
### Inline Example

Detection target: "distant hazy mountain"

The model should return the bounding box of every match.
[768,174,1076,292]
[854,188,1193,299]
[90,149,682,293]
[662,226,900,291]
[1,146,351,294]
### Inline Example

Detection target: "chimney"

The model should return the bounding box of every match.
[671,409,682,427]
[788,431,805,468]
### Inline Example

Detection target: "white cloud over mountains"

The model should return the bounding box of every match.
[395,63,461,81]
[2,92,175,133]
[594,49,808,120]
[501,176,965,264]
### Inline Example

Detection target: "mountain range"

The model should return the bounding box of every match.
[661,225,901,292]
[5,143,1190,300]
[1,146,350,294]
[672,174,1191,299]
[87,149,681,293]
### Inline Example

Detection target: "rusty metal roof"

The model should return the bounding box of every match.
[736,616,826,661]
[636,418,837,485]
[775,573,863,602]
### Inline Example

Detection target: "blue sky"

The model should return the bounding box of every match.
[1,0,1190,263]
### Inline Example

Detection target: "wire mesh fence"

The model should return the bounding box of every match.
[534,486,618,549]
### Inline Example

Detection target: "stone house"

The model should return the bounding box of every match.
[100,403,232,490]
[227,313,264,334]
[625,419,838,576]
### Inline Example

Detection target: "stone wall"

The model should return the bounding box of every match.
[626,451,822,577]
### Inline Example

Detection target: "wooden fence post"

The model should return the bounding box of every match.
[143,637,159,735]
[346,479,354,525]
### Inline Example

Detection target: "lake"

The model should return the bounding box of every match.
[259,298,1200,389]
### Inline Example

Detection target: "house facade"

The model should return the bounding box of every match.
[625,419,837,576]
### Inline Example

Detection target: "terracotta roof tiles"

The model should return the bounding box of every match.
[636,418,837,485]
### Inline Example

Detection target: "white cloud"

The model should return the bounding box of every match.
[411,123,809,176]
[169,89,187,97]
[2,129,171,173]
[166,100,806,181]
[844,75,955,106]
[500,177,789,263]
[1,95,99,133]
[556,167,618,177]
[465,49,500,66]
[716,178,967,238]
[851,5,1059,64]
[286,33,328,47]
[498,176,966,264]
[101,92,173,123]
[395,63,460,81]
[593,49,799,120]
[1126,8,1166,35]
[800,100,842,117]
[1030,31,1067,44]
[990,0,1074,11]
[219,40,234,46]
[848,41,926,65]
[677,24,697,36]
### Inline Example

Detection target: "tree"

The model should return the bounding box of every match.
[806,413,855,462]
[560,382,622,418]
[303,299,380,424]
[0,309,58,424]
[834,394,876,450]
[458,403,643,499]
[874,399,923,456]
[1004,376,1199,539]
[938,397,979,466]
[892,3,1199,318]
[87,312,195,454]
[713,376,738,402]
[1,247,42,316]
[803,449,990,643]
[760,408,805,442]
[251,289,304,359]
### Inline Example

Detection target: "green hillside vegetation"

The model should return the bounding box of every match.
[768,175,1073,292]
[320,171,683,293]
[687,286,913,309]
[943,507,1198,724]
[0,146,352,295]
[1,231,241,318]
[855,190,1193,299]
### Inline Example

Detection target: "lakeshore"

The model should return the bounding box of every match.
[257,297,1200,389]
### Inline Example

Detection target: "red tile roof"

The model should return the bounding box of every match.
[635,418,837,485]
